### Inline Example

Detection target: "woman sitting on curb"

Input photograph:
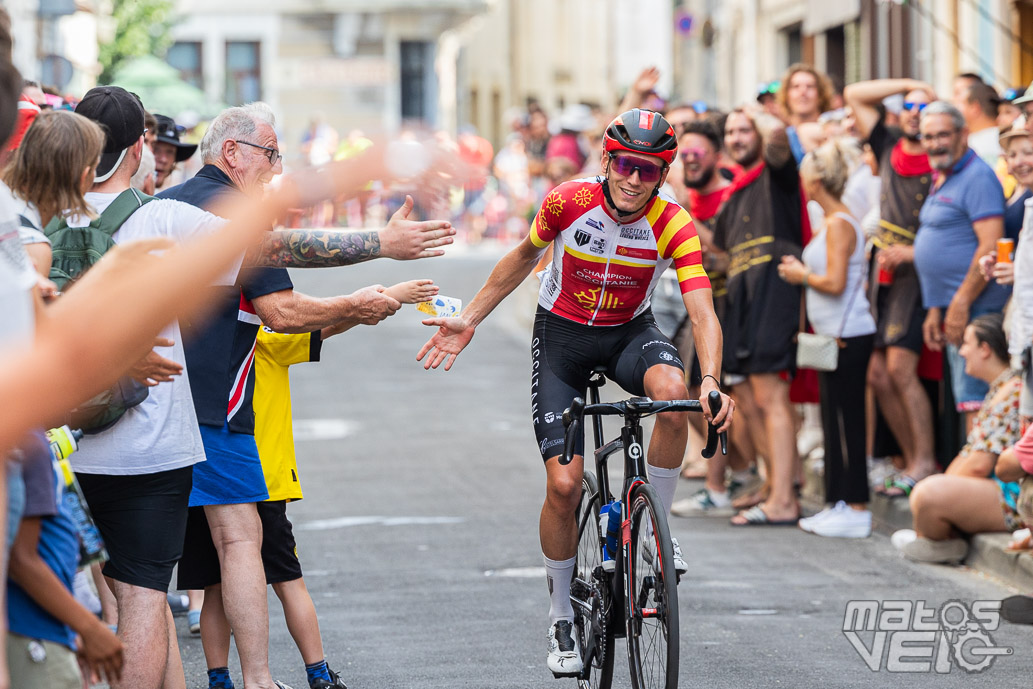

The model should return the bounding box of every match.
[892,314,1024,563]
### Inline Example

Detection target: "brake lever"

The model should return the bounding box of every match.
[701,390,727,458]
[560,397,586,466]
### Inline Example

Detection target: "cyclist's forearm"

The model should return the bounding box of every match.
[684,291,723,379]
[465,239,544,327]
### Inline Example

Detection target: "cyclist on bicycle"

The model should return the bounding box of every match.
[418,108,734,677]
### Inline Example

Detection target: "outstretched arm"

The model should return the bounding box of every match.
[417,236,547,371]
[250,195,454,268]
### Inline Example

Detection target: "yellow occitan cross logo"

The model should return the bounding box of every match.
[573,188,592,208]
[545,191,565,217]
[574,288,600,310]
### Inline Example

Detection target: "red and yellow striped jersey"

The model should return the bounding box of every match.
[530,178,710,326]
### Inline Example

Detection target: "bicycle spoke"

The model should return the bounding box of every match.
[626,484,679,689]
[573,471,614,689]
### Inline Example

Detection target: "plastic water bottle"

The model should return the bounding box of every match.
[605,501,621,561]
[599,503,614,561]
[46,426,109,566]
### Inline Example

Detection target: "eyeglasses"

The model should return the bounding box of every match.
[920,130,956,143]
[902,101,928,113]
[609,154,665,183]
[679,147,709,162]
[235,140,281,166]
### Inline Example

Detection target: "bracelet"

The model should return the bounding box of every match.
[702,374,721,389]
[802,270,810,288]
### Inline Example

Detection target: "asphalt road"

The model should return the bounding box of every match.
[176,244,1033,688]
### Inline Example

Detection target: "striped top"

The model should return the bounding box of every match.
[531,177,710,326]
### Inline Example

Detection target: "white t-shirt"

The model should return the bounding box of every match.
[67,191,240,476]
[0,183,37,350]
[968,127,1002,169]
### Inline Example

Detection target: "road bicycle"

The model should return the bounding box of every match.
[561,368,725,689]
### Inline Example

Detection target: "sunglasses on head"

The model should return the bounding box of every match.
[902,101,928,112]
[609,154,665,183]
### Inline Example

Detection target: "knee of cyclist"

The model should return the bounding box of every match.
[548,474,583,507]
[649,377,689,403]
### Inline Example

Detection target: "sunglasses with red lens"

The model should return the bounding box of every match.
[902,101,927,113]
[609,154,666,183]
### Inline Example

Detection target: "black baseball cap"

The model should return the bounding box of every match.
[75,86,145,183]
[154,114,198,162]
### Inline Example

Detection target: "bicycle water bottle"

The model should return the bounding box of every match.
[46,426,109,567]
[605,501,621,561]
[599,503,613,561]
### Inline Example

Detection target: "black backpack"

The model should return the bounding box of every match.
[44,188,154,432]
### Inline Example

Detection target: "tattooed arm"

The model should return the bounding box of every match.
[249,229,381,268]
[249,195,454,268]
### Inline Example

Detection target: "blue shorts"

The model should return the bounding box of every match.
[190,424,269,507]
[944,305,1002,413]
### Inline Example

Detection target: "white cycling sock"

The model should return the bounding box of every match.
[647,464,681,515]
[544,554,576,623]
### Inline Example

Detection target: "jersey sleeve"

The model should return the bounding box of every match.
[256,327,321,367]
[653,202,711,294]
[529,181,585,248]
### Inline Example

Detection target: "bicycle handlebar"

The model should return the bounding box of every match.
[560,390,728,465]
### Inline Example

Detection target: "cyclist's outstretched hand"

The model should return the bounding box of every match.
[417,317,475,370]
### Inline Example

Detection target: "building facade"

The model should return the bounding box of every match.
[677,0,1033,110]
[7,0,102,96]
[167,0,492,159]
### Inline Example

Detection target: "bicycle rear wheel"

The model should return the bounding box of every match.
[626,483,679,689]
[572,470,614,689]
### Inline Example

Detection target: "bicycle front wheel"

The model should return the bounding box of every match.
[572,470,614,689]
[626,483,679,689]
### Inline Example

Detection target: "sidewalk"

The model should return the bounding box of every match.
[801,463,1033,593]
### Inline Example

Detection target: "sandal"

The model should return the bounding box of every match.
[876,474,917,498]
[730,505,799,527]
[731,488,767,511]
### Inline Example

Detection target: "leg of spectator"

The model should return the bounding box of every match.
[108,579,171,689]
[200,584,234,670]
[92,562,118,627]
[163,604,187,689]
[866,349,916,464]
[886,346,937,479]
[271,578,326,665]
[205,503,275,689]
[910,475,1008,540]
[741,373,798,521]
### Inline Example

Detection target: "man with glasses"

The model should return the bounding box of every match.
[417,108,733,677]
[160,102,454,689]
[845,78,940,497]
[913,101,1006,428]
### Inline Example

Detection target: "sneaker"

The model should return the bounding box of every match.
[807,504,871,538]
[891,529,967,564]
[670,537,689,576]
[310,668,348,689]
[167,592,189,615]
[188,609,201,635]
[799,501,854,533]
[639,535,689,577]
[670,488,734,518]
[546,620,582,677]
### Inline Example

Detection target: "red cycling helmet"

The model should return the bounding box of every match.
[603,108,678,165]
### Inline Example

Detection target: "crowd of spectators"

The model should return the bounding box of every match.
[8,5,1033,686]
